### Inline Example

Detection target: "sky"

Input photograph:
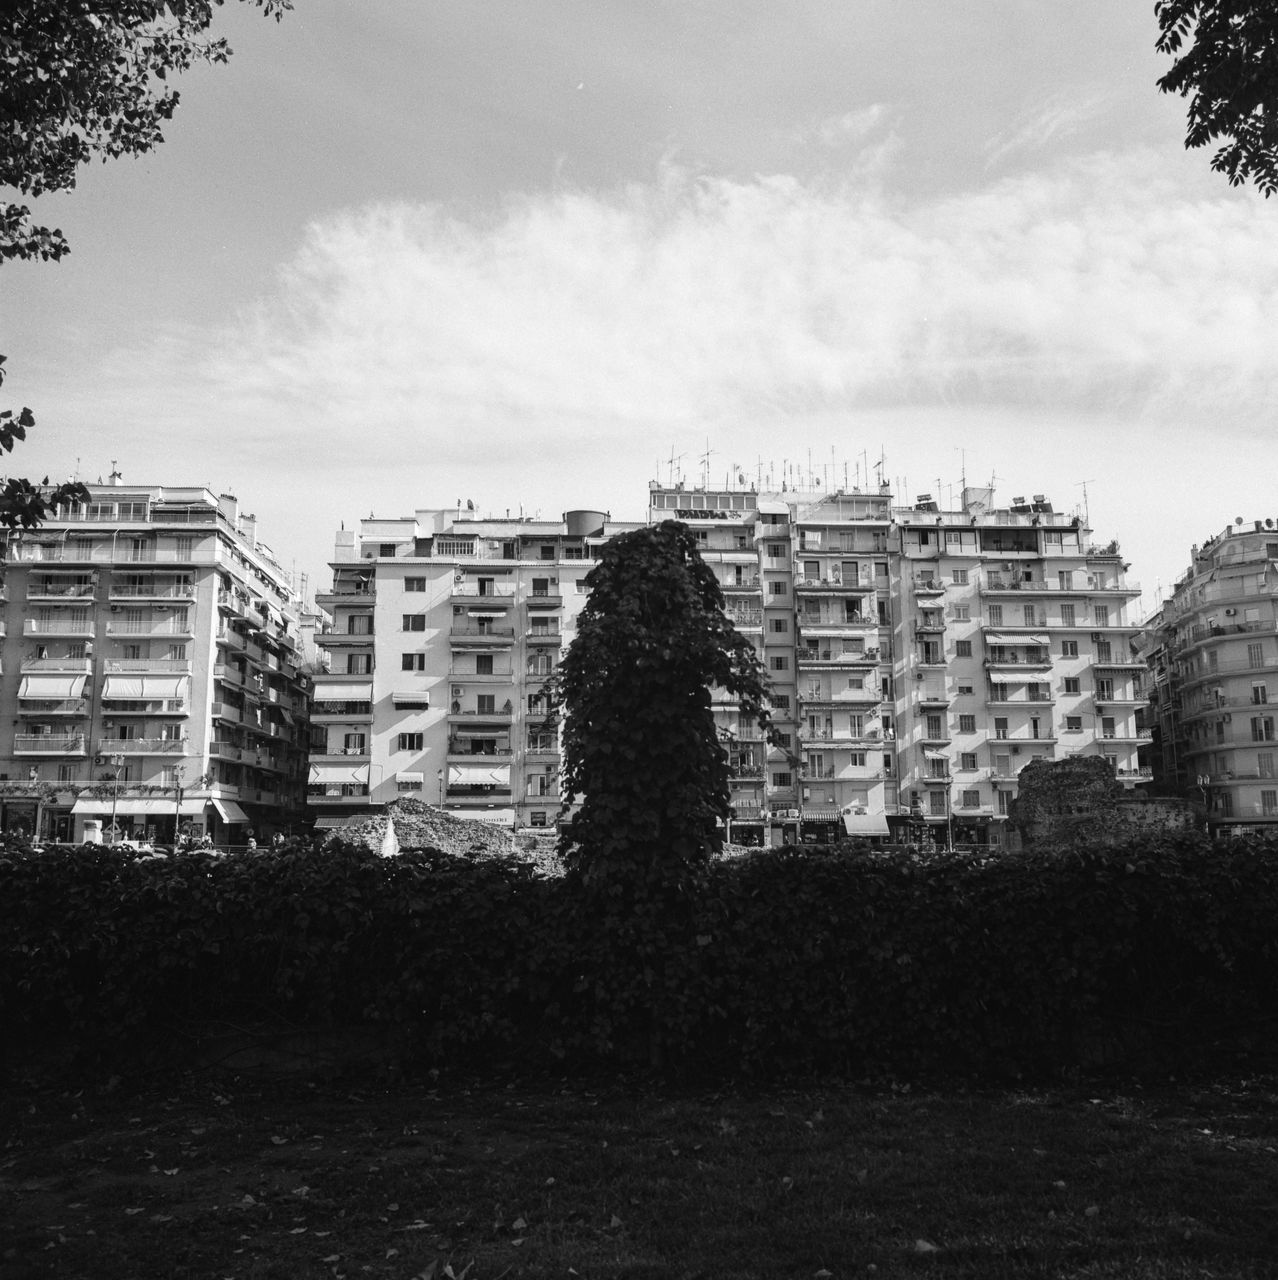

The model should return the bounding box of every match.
[5,0,1278,617]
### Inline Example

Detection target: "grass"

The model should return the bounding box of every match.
[2,1069,1277,1279]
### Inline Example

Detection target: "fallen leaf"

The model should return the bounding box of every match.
[1085,1205,1100,1218]
[125,1208,145,1216]
[512,1216,527,1230]
[321,1255,340,1263]
[914,1238,940,1254]
[270,1136,288,1146]
[289,1227,307,1235]
[782,1176,794,1190]
[609,1214,622,1228]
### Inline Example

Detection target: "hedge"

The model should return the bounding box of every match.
[3,834,1276,1079]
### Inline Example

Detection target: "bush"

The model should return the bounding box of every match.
[3,834,1277,1079]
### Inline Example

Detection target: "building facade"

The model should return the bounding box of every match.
[649,482,1148,847]
[313,484,1147,847]
[1140,519,1278,834]
[0,482,312,844]
[308,506,635,831]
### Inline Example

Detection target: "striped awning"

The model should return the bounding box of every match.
[101,674,187,700]
[448,764,510,786]
[18,674,87,699]
[843,812,890,835]
[313,681,373,701]
[309,762,370,785]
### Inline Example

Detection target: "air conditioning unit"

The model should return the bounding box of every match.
[1011,746,1021,754]
[451,686,464,697]
[1090,632,1101,641]
[1225,608,1237,616]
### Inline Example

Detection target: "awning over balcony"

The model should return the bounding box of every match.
[71,797,205,816]
[395,772,424,786]
[843,811,890,835]
[924,750,950,761]
[755,498,790,515]
[391,691,430,708]
[313,681,373,701]
[211,798,249,823]
[985,632,1048,646]
[309,762,370,785]
[448,764,510,787]
[101,674,187,700]
[18,673,87,699]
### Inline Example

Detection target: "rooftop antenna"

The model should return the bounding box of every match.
[666,447,687,487]
[1075,479,1094,528]
[700,439,715,489]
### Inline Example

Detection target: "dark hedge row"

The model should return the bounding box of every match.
[3,834,1277,1079]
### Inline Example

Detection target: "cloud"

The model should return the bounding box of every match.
[983,90,1115,169]
[171,149,1277,449]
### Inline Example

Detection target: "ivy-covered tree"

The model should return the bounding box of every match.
[0,358,88,528]
[1155,1,1278,196]
[552,521,776,893]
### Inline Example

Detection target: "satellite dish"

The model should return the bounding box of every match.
[1236,517,1244,525]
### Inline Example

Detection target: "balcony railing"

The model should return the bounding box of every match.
[105,659,191,673]
[23,618,95,637]
[13,734,87,754]
[96,737,189,755]
[26,581,97,599]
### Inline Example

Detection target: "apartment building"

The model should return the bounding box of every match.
[311,484,1145,846]
[0,482,312,844]
[1140,519,1278,834]
[309,506,635,830]
[649,481,1148,847]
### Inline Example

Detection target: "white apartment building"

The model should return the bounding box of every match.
[1142,519,1278,834]
[0,482,312,844]
[309,506,636,831]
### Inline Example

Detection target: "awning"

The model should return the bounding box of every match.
[276,708,295,724]
[801,809,841,822]
[309,763,370,785]
[448,764,511,786]
[18,674,87,699]
[211,798,249,823]
[924,749,950,760]
[391,691,431,708]
[467,609,504,618]
[985,632,1048,646]
[102,674,187,700]
[71,798,205,816]
[755,498,790,515]
[313,681,373,701]
[313,815,353,830]
[843,812,891,835]
[396,772,424,786]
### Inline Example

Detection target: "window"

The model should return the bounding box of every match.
[988,604,1003,626]
[849,751,868,767]
[476,654,494,675]
[398,777,423,792]
[952,570,969,585]
[776,731,792,748]
[477,694,496,715]
[1065,715,1082,732]
[576,579,588,592]
[1263,791,1278,817]
[770,617,788,633]
[770,655,788,671]
[347,654,373,674]
[958,714,976,733]
[771,771,792,788]
[958,752,976,770]
[994,717,1009,739]
[379,543,396,557]
[531,577,552,596]
[767,543,787,559]
[1064,677,1081,694]
[1249,642,1265,669]
[772,693,790,711]
[530,810,549,827]
[1060,603,1075,627]
[343,732,366,754]
[1062,640,1079,657]
[401,653,425,671]
[1260,752,1275,779]
[951,605,970,622]
[768,580,787,596]
[530,774,556,798]
[1252,716,1275,742]
[1022,605,1036,626]
[883,753,894,775]
[540,545,556,560]
[955,640,972,657]
[405,577,425,592]
[962,789,980,808]
[528,730,556,752]
[397,732,423,751]
[346,614,373,635]
[1101,716,1116,739]
[166,643,187,661]
[402,614,426,631]
[1253,684,1269,705]
[958,682,974,695]
[926,713,944,739]
[991,682,1009,702]
[929,791,946,816]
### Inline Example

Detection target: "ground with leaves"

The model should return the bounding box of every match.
[2,1070,1276,1279]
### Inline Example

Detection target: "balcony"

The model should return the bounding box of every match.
[526,628,562,646]
[109,580,194,601]
[722,576,761,592]
[103,619,193,639]
[794,576,872,594]
[983,653,1052,671]
[15,698,88,717]
[450,624,516,645]
[13,734,87,755]
[307,784,371,802]
[23,618,95,638]
[797,647,880,666]
[314,585,375,608]
[453,582,516,603]
[982,573,1141,597]
[912,576,945,596]
[104,659,192,674]
[96,737,190,755]
[26,580,97,601]
[21,657,93,673]
[210,741,244,761]
[216,626,248,651]
[726,608,763,629]
[526,590,563,610]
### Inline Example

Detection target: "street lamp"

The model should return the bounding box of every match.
[172,764,186,847]
[108,753,125,844]
[437,767,445,808]
[28,767,41,843]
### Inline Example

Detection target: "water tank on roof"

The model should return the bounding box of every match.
[564,509,607,537]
